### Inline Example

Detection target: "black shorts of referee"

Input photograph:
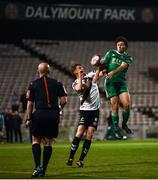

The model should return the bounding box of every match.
[31,109,60,139]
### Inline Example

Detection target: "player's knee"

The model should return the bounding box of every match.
[42,137,53,146]
[111,101,119,110]
[111,104,119,113]
[76,132,83,139]
[32,136,41,144]
[44,143,52,146]
[123,104,130,110]
[86,128,95,140]
[76,125,86,138]
[86,133,93,140]
[43,141,52,146]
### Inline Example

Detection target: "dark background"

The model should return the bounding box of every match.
[1,0,158,42]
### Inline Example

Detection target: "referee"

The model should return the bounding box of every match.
[25,62,67,178]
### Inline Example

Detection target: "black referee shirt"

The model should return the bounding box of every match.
[26,76,67,110]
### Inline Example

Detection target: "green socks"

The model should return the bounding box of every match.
[111,112,119,131]
[122,110,130,125]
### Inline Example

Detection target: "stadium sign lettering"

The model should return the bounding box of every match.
[25,5,137,22]
[26,6,50,18]
[52,7,102,20]
[104,9,135,21]
[1,2,157,23]
[25,6,136,22]
[25,6,102,20]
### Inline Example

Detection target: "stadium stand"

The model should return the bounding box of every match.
[0,44,38,110]
[0,40,158,133]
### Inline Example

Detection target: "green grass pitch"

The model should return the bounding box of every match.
[0,140,158,179]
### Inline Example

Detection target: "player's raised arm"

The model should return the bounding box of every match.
[92,69,102,83]
[75,70,85,92]
[90,54,108,83]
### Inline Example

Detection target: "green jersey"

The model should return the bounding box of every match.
[101,50,133,81]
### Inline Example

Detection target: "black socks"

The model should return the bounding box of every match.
[43,146,52,171]
[32,143,52,171]
[32,143,41,168]
[69,136,81,160]
[79,139,91,161]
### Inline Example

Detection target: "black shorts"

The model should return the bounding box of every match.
[79,109,99,129]
[31,109,60,139]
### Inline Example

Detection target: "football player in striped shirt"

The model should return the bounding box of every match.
[66,64,102,167]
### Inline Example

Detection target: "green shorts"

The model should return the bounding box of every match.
[104,79,129,99]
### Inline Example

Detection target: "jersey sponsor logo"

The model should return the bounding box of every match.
[112,57,122,65]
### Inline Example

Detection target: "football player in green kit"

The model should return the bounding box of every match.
[100,36,133,138]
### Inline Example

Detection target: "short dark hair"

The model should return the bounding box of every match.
[115,36,128,48]
[71,63,81,78]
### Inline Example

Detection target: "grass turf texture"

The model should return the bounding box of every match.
[0,140,158,179]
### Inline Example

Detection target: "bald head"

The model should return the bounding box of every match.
[38,63,50,76]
